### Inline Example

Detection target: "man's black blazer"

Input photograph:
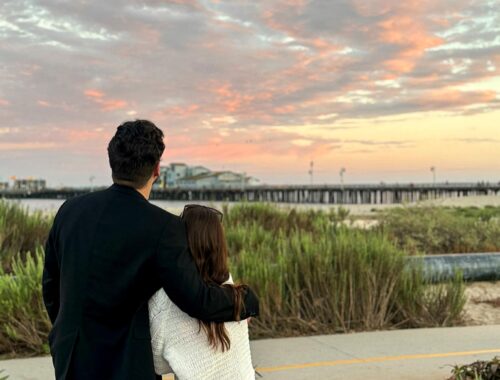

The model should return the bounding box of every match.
[42,183,259,380]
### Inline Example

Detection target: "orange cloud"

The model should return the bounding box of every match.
[0,142,58,150]
[101,99,127,111]
[274,105,297,114]
[84,89,105,98]
[66,129,109,143]
[212,83,255,113]
[377,15,444,74]
[417,89,497,109]
[37,100,51,107]
[166,104,200,117]
[84,89,127,111]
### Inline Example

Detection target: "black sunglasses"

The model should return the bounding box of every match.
[181,204,224,222]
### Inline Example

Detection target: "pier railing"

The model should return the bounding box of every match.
[1,182,499,204]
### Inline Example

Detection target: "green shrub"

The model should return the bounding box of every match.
[0,201,468,355]
[448,356,500,380]
[394,266,465,327]
[222,202,344,234]
[225,204,465,338]
[0,200,52,272]
[377,205,500,254]
[0,249,51,356]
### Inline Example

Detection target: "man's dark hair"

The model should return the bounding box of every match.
[108,120,165,188]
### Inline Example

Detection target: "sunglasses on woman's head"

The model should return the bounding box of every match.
[182,204,224,222]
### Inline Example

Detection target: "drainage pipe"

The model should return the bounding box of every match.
[408,252,500,282]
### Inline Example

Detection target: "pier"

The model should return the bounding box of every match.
[1,182,499,204]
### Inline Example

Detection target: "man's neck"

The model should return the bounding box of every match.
[114,180,152,199]
[136,185,151,200]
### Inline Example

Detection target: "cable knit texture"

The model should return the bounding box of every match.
[149,274,255,380]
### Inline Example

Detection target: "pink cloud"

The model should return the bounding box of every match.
[66,129,109,144]
[101,99,128,111]
[377,15,444,73]
[274,105,297,114]
[212,83,256,113]
[422,89,497,108]
[37,100,51,107]
[84,89,105,98]
[164,104,200,117]
[84,89,127,111]
[0,142,58,150]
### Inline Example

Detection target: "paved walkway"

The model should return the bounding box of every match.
[1,325,499,379]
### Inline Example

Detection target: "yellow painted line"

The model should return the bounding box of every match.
[256,348,500,373]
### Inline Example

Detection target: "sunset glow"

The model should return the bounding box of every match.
[0,0,499,186]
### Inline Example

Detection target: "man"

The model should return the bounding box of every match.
[42,120,259,380]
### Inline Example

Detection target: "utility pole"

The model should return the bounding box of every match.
[308,160,314,185]
[89,176,95,192]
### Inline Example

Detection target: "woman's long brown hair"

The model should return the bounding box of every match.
[181,206,247,352]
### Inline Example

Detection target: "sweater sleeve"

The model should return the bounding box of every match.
[223,272,234,285]
[149,291,174,375]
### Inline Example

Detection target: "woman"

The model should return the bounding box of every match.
[148,204,255,380]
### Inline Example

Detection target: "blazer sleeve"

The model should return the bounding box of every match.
[42,222,60,325]
[153,217,259,323]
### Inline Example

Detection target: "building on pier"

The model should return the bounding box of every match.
[154,163,212,189]
[153,162,259,189]
[12,178,46,192]
[177,171,259,189]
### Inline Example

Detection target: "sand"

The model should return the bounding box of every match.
[275,194,500,217]
[419,194,500,207]
[463,281,500,326]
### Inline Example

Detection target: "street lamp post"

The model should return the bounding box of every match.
[308,161,314,186]
[339,167,346,204]
[339,167,346,189]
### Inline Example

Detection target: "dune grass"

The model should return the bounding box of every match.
[0,250,50,356]
[0,200,476,354]
[376,205,500,255]
[224,203,465,338]
[0,200,51,272]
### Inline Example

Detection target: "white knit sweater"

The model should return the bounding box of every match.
[148,274,255,380]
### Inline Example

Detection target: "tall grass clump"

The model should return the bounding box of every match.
[0,200,467,354]
[0,200,51,272]
[0,249,51,356]
[225,204,465,338]
[377,205,500,254]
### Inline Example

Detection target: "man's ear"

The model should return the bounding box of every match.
[153,162,161,178]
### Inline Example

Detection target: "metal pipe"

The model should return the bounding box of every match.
[408,252,500,282]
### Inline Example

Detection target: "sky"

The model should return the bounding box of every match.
[0,0,499,187]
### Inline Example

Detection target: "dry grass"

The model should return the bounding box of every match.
[225,203,466,338]
[473,297,500,308]
[376,205,500,255]
[0,201,468,355]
